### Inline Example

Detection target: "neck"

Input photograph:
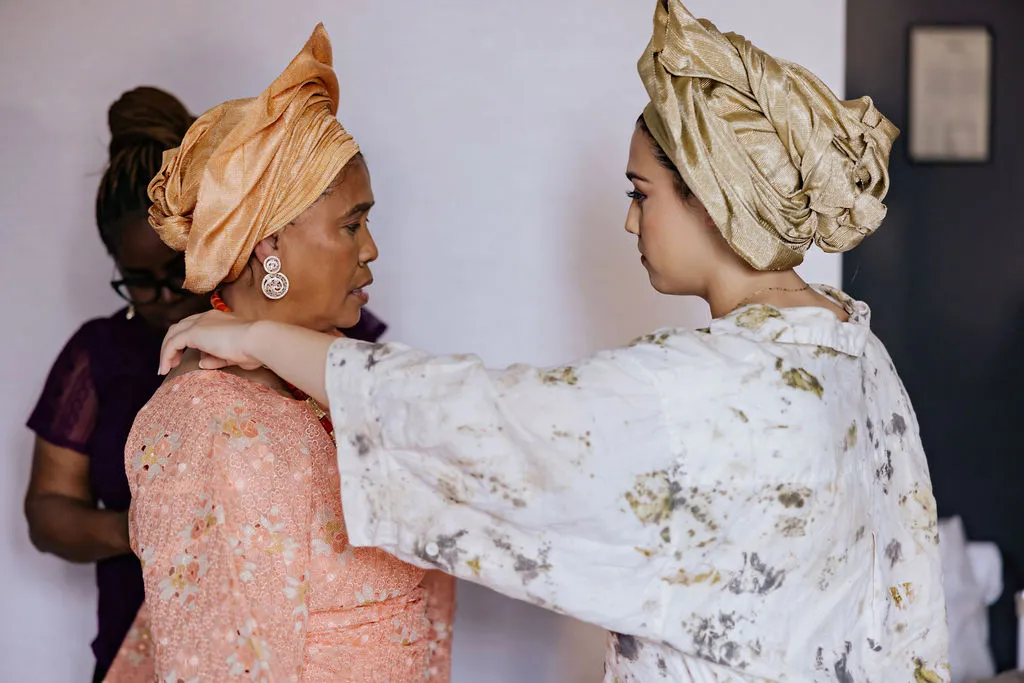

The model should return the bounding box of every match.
[219,280,336,333]
[208,288,301,397]
[704,267,807,319]
[219,280,271,323]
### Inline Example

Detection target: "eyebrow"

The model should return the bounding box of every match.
[626,171,650,183]
[343,201,375,217]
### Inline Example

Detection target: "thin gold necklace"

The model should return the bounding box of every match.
[731,285,811,312]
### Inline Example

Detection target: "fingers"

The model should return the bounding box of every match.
[158,312,206,375]
[159,348,184,376]
[159,329,187,375]
[198,352,231,371]
[158,310,248,375]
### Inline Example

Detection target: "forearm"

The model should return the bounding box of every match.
[25,495,130,563]
[247,320,334,406]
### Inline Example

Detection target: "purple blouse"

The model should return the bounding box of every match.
[27,306,386,677]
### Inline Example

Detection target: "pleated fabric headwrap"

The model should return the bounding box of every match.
[638,1,899,270]
[148,23,360,293]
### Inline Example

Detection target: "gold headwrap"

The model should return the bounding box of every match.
[148,23,360,293]
[638,1,899,270]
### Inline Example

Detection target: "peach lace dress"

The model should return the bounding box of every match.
[104,370,454,682]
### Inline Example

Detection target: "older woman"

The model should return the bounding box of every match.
[158,3,949,681]
[103,26,453,682]
[25,84,392,683]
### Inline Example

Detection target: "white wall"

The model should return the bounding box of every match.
[0,1,846,680]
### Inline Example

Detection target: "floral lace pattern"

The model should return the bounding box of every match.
[104,370,454,682]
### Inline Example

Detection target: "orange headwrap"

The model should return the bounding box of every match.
[148,24,360,293]
[638,1,899,270]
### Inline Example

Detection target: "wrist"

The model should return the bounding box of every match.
[245,319,277,367]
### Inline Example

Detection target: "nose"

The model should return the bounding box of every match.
[624,200,641,236]
[360,226,379,266]
[158,283,180,305]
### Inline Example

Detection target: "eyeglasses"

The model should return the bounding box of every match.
[110,257,189,305]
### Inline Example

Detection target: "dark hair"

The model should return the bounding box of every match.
[95,87,195,254]
[636,114,692,199]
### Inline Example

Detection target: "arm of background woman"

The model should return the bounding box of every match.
[24,437,131,562]
[26,324,132,563]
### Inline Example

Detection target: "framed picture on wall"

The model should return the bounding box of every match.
[907,25,993,163]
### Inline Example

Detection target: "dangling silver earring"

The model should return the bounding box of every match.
[126,304,136,320]
[261,256,289,300]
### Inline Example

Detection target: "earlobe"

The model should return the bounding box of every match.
[252,235,280,263]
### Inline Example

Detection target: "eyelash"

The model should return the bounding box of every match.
[626,190,646,203]
[345,217,368,235]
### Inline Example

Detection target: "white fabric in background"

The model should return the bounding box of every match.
[966,542,1004,608]
[940,516,999,683]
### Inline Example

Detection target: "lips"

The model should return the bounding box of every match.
[350,277,372,303]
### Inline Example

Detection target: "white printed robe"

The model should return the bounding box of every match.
[325,287,950,682]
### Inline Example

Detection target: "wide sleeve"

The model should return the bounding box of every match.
[325,339,679,636]
[27,321,99,453]
[125,384,311,681]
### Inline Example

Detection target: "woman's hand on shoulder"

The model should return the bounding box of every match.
[159,310,262,375]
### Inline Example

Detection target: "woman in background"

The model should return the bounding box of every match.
[24,86,207,682]
[24,86,389,682]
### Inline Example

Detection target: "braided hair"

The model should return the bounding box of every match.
[95,87,194,254]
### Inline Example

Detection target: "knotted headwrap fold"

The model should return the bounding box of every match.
[638,1,899,270]
[148,23,360,293]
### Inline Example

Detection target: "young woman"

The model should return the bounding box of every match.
[156,3,949,681]
[103,26,453,682]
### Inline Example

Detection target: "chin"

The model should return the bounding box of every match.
[647,271,669,295]
[647,271,691,296]
[334,306,363,330]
